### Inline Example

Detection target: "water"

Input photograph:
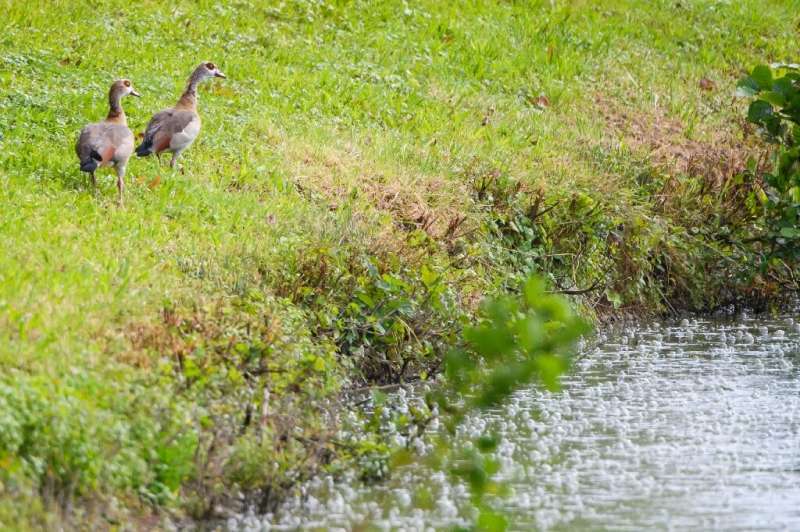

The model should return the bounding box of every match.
[234,315,800,531]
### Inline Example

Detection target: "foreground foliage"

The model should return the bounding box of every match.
[436,279,588,530]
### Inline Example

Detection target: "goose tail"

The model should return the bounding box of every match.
[79,149,102,173]
[135,138,153,157]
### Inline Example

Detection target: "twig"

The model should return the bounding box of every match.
[547,278,604,295]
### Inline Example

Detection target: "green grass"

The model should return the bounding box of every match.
[1,0,798,526]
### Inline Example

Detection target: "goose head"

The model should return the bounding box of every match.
[111,78,141,98]
[196,61,226,81]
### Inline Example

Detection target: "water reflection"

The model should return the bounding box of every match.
[235,315,800,531]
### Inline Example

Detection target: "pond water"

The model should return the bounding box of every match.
[234,314,800,531]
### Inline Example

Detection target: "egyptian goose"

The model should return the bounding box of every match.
[75,79,140,201]
[135,62,226,169]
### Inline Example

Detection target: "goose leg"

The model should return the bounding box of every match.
[90,172,97,192]
[116,164,126,205]
[170,152,185,174]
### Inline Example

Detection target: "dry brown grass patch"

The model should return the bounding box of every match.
[121,306,200,370]
[281,138,478,254]
[597,95,760,189]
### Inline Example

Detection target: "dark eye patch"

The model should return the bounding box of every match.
[124,80,131,87]
[206,62,215,69]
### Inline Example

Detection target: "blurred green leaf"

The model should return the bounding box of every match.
[751,64,774,90]
[736,76,759,97]
[476,434,499,453]
[748,100,773,123]
[477,508,509,532]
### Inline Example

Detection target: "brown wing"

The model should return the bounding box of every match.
[141,109,196,153]
[76,123,112,163]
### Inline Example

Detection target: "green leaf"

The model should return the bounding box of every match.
[523,276,546,307]
[772,76,794,99]
[755,184,769,205]
[748,100,773,124]
[477,508,508,532]
[736,77,759,97]
[476,434,498,452]
[535,354,566,391]
[420,264,438,288]
[751,64,773,90]
[465,324,514,360]
[356,291,375,308]
[444,348,472,387]
[760,91,786,107]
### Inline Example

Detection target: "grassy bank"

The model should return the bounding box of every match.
[1,0,798,526]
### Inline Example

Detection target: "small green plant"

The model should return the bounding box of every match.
[303,255,461,385]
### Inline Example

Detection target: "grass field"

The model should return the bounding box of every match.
[1,0,798,527]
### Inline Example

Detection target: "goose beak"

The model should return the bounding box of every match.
[130,89,141,97]
[214,71,226,79]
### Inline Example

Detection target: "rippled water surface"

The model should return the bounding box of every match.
[236,315,800,531]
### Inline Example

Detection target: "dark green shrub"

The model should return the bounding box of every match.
[739,64,800,262]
